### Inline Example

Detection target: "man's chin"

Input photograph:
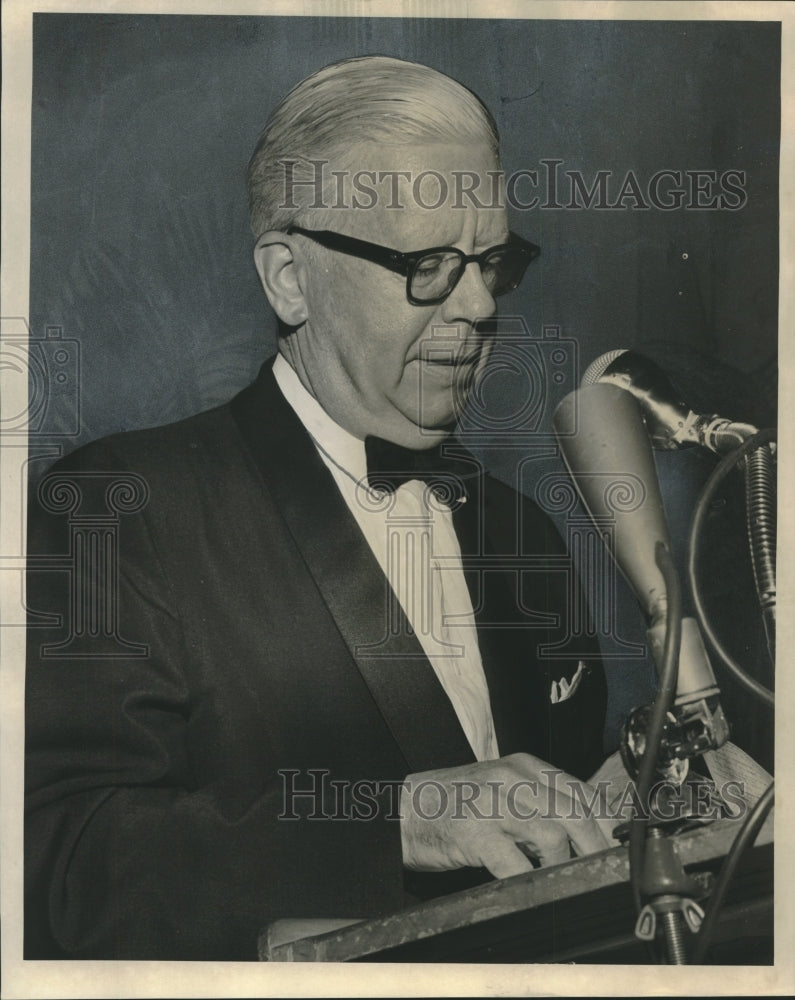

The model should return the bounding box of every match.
[415,395,468,435]
[417,422,458,447]
[377,418,457,450]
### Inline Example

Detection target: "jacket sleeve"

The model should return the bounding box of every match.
[24,442,406,960]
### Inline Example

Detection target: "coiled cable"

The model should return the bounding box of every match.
[687,428,776,707]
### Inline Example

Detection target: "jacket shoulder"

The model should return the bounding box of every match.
[36,403,243,483]
[28,403,260,548]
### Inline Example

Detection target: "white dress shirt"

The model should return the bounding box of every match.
[273,354,500,761]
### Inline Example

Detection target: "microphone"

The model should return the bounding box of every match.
[583,349,776,666]
[581,349,758,454]
[552,380,729,778]
[552,381,672,629]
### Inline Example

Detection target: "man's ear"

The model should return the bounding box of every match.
[253,233,308,327]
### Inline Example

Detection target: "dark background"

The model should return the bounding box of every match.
[27,14,780,753]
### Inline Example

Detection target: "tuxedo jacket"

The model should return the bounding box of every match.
[24,358,606,960]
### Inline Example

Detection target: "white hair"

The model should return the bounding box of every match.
[246,55,500,236]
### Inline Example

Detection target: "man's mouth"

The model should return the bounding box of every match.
[418,351,480,367]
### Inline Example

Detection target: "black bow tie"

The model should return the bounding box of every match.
[364,435,480,504]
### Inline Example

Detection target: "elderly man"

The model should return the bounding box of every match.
[24,55,609,961]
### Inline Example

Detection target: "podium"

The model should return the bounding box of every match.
[260,818,773,963]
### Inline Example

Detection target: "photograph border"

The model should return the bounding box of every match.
[2,1,793,996]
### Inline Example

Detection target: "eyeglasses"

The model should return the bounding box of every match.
[286,226,540,306]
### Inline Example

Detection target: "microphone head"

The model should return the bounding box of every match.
[581,349,629,387]
[581,349,702,450]
[553,382,672,626]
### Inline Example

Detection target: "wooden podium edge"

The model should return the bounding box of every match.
[259,814,774,962]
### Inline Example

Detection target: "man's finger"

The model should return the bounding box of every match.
[504,770,611,858]
[561,815,610,857]
[478,836,536,880]
[517,820,572,868]
[595,813,623,847]
[534,770,612,857]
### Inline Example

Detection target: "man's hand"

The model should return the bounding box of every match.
[400,753,611,879]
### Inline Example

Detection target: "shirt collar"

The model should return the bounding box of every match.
[272,353,367,483]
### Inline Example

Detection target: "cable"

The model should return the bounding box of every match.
[690,781,774,964]
[687,428,776,708]
[745,443,776,662]
[628,542,682,930]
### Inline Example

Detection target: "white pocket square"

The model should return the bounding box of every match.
[550,660,587,704]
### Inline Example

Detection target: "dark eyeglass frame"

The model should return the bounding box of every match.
[285,225,540,306]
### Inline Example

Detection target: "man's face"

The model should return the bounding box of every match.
[284,142,509,448]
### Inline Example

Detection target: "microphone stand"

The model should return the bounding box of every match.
[553,371,775,962]
[623,543,712,965]
[619,432,777,963]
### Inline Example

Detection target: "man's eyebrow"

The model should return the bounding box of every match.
[473,233,511,252]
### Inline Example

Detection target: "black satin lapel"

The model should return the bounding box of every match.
[452,475,543,757]
[230,362,474,773]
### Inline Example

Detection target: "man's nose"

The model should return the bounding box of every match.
[440,261,496,324]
